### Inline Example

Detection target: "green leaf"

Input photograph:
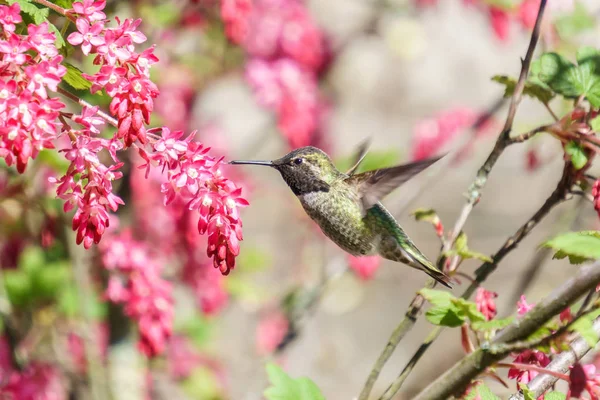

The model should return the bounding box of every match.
[53,0,74,8]
[419,289,484,327]
[18,246,45,274]
[544,392,567,400]
[62,62,92,91]
[411,208,440,224]
[491,75,555,104]
[419,288,454,307]
[472,383,501,400]
[534,53,579,97]
[4,270,32,307]
[181,366,222,399]
[555,2,595,39]
[8,0,49,24]
[264,363,325,400]
[570,308,600,347]
[590,115,600,132]
[565,141,588,170]
[46,22,65,49]
[32,261,70,299]
[520,383,535,400]
[447,232,493,263]
[552,250,588,265]
[542,231,600,262]
[472,316,515,331]
[453,298,486,324]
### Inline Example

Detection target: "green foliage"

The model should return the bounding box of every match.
[181,367,222,399]
[544,392,567,400]
[570,308,600,347]
[37,149,70,174]
[555,2,595,39]
[176,316,213,348]
[464,383,501,400]
[419,289,485,328]
[53,0,74,9]
[491,75,554,103]
[57,285,107,319]
[264,363,325,400]
[565,141,588,169]
[471,316,515,332]
[63,62,93,91]
[520,383,535,400]
[411,208,439,224]
[8,0,66,48]
[446,232,493,263]
[542,231,600,264]
[530,48,600,107]
[591,115,600,131]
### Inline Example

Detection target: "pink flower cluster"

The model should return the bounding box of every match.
[221,0,329,148]
[139,127,248,275]
[475,287,497,321]
[569,363,600,399]
[100,231,174,357]
[411,107,478,161]
[67,0,159,147]
[347,255,382,281]
[593,179,600,220]
[508,349,551,386]
[0,4,66,173]
[1,338,66,400]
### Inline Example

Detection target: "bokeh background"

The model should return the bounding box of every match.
[3,0,600,399]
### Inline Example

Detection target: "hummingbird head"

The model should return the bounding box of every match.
[229,146,339,195]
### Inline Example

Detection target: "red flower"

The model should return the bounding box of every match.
[256,311,289,355]
[569,363,600,399]
[475,287,498,321]
[489,7,511,42]
[592,180,600,220]
[508,350,551,386]
[517,295,535,316]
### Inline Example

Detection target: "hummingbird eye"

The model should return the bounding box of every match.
[294,158,304,165]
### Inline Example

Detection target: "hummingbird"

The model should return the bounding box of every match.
[229,145,451,288]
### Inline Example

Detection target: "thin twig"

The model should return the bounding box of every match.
[509,319,600,400]
[413,260,600,400]
[30,0,76,22]
[378,163,572,399]
[56,87,119,128]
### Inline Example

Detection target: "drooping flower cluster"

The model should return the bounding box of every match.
[221,0,329,148]
[475,287,497,321]
[347,255,382,281]
[139,127,248,275]
[100,231,174,357]
[0,337,67,400]
[507,349,551,386]
[569,363,600,399]
[67,1,159,147]
[0,4,66,173]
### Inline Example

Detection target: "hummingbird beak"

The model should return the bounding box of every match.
[228,160,274,167]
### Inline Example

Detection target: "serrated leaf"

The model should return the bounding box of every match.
[425,305,465,327]
[53,0,74,8]
[264,363,325,400]
[453,298,486,323]
[8,0,49,24]
[555,2,595,39]
[552,250,588,265]
[590,115,600,132]
[492,75,555,104]
[520,383,535,400]
[472,316,515,331]
[474,383,501,400]
[542,231,600,262]
[46,22,65,49]
[420,289,483,327]
[536,53,579,97]
[419,288,454,307]
[565,141,588,170]
[3,270,32,307]
[62,62,92,91]
[544,392,567,400]
[570,308,600,347]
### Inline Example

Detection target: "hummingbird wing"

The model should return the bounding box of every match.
[345,138,371,176]
[346,155,444,214]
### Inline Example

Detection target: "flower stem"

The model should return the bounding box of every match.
[30,0,76,22]
[56,87,119,127]
[496,363,570,382]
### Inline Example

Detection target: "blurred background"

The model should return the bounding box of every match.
[3,0,600,399]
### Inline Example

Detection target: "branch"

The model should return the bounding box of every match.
[56,87,119,128]
[413,260,600,400]
[509,319,600,400]
[30,0,76,22]
[358,96,506,400]
[376,163,573,399]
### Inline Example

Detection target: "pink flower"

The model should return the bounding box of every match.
[592,180,600,220]
[3,362,67,400]
[221,0,252,44]
[0,33,32,65]
[347,255,381,281]
[0,3,22,32]
[517,295,535,316]
[27,23,59,59]
[256,311,289,355]
[569,363,600,399]
[475,287,498,321]
[517,0,540,30]
[411,107,476,161]
[71,0,107,22]
[489,7,511,42]
[67,19,105,55]
[508,350,551,386]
